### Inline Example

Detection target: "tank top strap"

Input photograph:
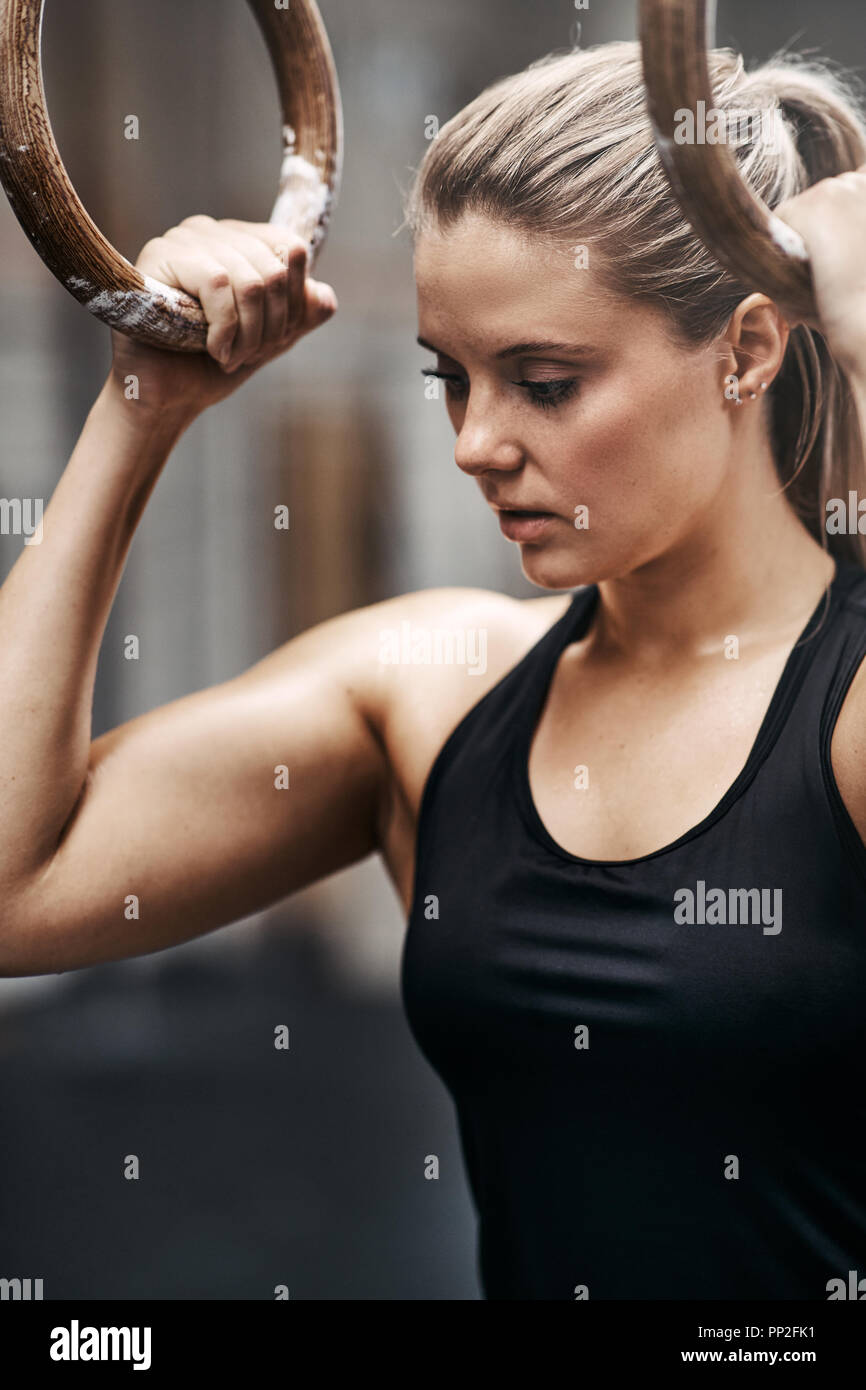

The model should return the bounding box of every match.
[492,584,601,757]
[519,583,600,711]
[416,585,599,823]
[813,563,866,884]
[755,561,866,887]
[741,560,862,755]
[771,560,866,747]
[472,582,599,730]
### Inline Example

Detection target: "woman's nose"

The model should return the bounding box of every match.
[453,402,524,477]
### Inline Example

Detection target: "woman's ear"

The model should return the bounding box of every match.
[727,293,790,385]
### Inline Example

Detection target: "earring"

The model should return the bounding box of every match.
[730,380,768,405]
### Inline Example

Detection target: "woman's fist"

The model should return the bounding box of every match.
[108,215,337,418]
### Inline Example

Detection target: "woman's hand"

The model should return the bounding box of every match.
[107,214,337,419]
[775,165,866,374]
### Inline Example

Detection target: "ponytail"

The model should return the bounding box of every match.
[748,57,866,565]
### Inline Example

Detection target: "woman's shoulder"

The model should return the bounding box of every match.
[279,585,572,727]
[366,584,571,627]
[351,587,574,897]
[361,585,572,695]
[348,585,572,805]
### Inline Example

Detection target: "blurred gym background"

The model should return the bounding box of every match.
[0,0,860,1299]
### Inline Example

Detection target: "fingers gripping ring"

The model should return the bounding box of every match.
[0,0,343,351]
[639,0,823,327]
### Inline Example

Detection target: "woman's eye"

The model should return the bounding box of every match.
[419,368,579,411]
[515,379,579,410]
[421,368,468,400]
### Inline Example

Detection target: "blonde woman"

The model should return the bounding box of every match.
[2,42,866,1299]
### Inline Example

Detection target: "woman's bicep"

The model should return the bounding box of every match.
[2,618,389,977]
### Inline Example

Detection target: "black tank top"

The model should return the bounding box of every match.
[401,562,866,1300]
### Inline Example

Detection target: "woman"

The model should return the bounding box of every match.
[2,40,866,1299]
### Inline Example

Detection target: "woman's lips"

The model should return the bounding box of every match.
[496,509,557,542]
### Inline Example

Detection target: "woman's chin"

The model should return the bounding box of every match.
[519,548,600,592]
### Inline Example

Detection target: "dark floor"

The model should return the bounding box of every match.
[0,927,480,1300]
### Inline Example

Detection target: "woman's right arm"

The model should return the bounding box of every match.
[0,218,392,976]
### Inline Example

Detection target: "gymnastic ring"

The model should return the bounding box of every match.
[0,0,343,351]
[639,0,822,328]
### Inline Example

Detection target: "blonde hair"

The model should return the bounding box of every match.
[404,41,866,566]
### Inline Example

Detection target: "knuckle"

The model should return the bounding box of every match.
[263,266,290,293]
[180,214,216,230]
[206,269,232,294]
[237,276,265,304]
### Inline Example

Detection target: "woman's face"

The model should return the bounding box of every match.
[414,211,777,591]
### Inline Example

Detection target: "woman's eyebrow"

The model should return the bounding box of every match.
[416,335,597,359]
[493,340,598,360]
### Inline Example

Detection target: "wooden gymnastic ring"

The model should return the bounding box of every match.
[639,0,819,327]
[0,0,343,351]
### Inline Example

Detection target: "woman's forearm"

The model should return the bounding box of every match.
[0,380,194,891]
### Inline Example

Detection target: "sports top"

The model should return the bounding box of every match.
[401,562,866,1299]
